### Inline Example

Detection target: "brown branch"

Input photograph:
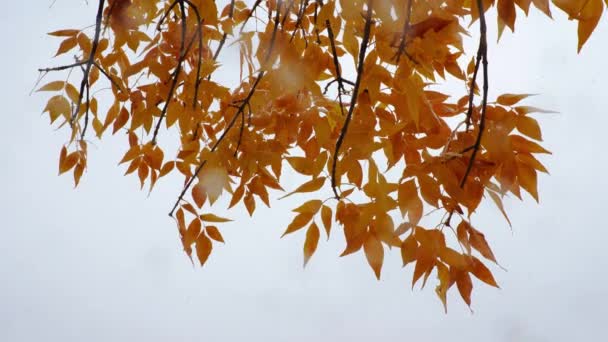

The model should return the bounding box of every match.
[392,0,413,64]
[281,0,296,30]
[169,0,284,216]
[70,0,106,126]
[325,20,346,117]
[38,61,87,72]
[240,0,263,33]
[210,0,235,73]
[152,0,188,145]
[313,0,321,44]
[183,0,204,108]
[289,0,309,43]
[79,63,91,140]
[331,0,374,199]
[169,73,265,217]
[460,0,489,188]
[156,0,181,31]
[234,108,246,157]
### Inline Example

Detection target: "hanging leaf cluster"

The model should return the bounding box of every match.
[37,0,605,310]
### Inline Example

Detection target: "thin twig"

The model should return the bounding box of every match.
[393,0,413,64]
[169,0,284,216]
[325,20,346,117]
[460,0,489,188]
[331,0,374,199]
[38,61,87,72]
[152,0,188,145]
[71,0,106,126]
[183,0,204,108]
[209,0,235,79]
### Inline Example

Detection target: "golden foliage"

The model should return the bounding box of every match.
[38,0,604,310]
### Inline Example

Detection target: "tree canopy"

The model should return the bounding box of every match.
[36,0,605,310]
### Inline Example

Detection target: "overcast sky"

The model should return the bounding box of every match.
[2,1,607,341]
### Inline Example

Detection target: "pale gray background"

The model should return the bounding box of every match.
[1,1,607,341]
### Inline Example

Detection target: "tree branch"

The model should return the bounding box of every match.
[331,0,374,199]
[169,0,284,216]
[70,0,106,126]
[460,0,489,188]
[152,0,188,145]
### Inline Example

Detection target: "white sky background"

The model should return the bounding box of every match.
[1,1,608,341]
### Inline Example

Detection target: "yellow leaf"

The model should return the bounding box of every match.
[488,190,513,227]
[48,29,80,37]
[435,262,450,313]
[200,213,233,223]
[292,199,322,215]
[282,212,314,237]
[54,36,77,56]
[44,95,71,123]
[517,162,539,201]
[398,180,423,224]
[496,93,534,106]
[510,135,551,154]
[279,177,326,199]
[37,81,65,92]
[516,115,542,140]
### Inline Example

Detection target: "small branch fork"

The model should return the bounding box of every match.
[459,0,489,188]
[330,0,374,200]
[325,20,348,116]
[392,0,413,64]
[289,0,310,45]
[169,0,285,217]
[210,0,235,75]
[152,0,206,144]
[71,0,106,130]
[38,0,126,140]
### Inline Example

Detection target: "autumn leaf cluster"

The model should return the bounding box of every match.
[37,0,605,310]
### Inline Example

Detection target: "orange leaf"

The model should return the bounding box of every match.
[496,93,534,106]
[435,262,451,313]
[455,270,473,306]
[37,81,65,92]
[292,199,322,215]
[469,256,499,287]
[279,177,326,199]
[401,235,418,267]
[192,182,207,208]
[200,213,233,223]
[577,0,603,52]
[516,116,542,141]
[282,213,314,237]
[303,222,320,267]
[468,224,497,263]
[497,0,516,32]
[206,226,224,243]
[195,232,213,266]
[321,205,332,238]
[364,233,384,280]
